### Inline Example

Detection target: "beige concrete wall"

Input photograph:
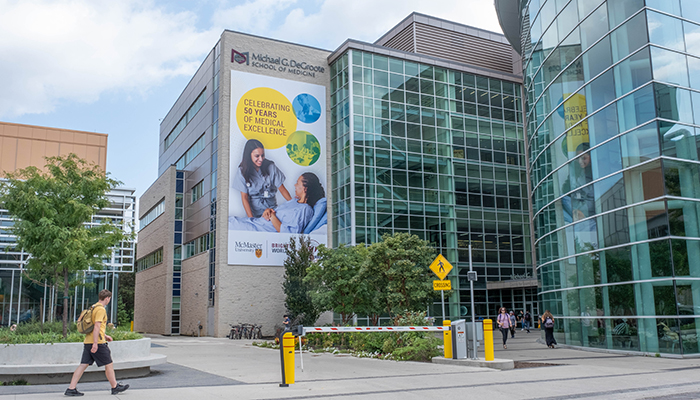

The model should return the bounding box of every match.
[133,263,169,334]
[0,121,107,175]
[180,252,209,336]
[134,167,176,335]
[213,31,332,337]
[137,32,335,337]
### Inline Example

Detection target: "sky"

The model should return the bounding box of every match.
[0,0,503,202]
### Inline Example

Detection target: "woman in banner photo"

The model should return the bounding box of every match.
[496,307,511,349]
[233,139,291,218]
[229,172,324,233]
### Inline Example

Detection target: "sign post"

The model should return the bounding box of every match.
[468,245,478,360]
[429,254,453,323]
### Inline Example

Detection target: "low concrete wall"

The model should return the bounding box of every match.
[0,338,166,384]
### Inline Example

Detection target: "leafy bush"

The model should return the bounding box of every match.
[306,332,347,349]
[252,340,280,349]
[13,321,75,336]
[0,321,142,344]
[391,335,442,362]
[1,379,29,386]
[300,311,442,362]
[348,331,392,353]
[108,330,143,341]
[394,310,431,326]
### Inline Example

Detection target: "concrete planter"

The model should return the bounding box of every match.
[0,338,166,384]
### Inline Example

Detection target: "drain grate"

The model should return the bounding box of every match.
[513,361,561,369]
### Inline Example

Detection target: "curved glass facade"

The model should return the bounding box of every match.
[519,0,700,354]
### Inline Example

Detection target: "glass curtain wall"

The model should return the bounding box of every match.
[523,0,700,354]
[0,189,135,326]
[329,50,532,321]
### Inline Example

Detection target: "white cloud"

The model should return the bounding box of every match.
[268,0,503,50]
[0,0,220,118]
[211,0,502,50]
[0,0,504,119]
[211,0,298,34]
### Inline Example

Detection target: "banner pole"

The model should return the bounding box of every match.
[469,244,477,360]
[298,335,304,372]
[441,290,445,323]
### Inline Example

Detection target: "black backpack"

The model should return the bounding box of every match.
[524,312,531,321]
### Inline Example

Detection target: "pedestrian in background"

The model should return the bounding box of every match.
[496,307,511,349]
[517,310,524,331]
[523,310,531,333]
[509,311,516,339]
[540,310,557,348]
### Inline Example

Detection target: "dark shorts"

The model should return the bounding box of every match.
[80,343,113,367]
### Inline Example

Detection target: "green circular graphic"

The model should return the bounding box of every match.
[286,131,321,166]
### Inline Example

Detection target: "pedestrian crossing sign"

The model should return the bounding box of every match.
[429,254,452,280]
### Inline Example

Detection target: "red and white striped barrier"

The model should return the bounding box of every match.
[303,326,449,334]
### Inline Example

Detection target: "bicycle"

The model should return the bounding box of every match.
[227,323,263,339]
[251,324,263,339]
[227,324,240,340]
[237,323,251,339]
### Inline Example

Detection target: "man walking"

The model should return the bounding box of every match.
[65,289,129,396]
[523,310,532,333]
[517,310,524,331]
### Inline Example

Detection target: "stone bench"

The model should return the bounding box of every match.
[0,338,166,384]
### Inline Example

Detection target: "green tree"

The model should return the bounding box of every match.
[0,154,131,338]
[305,244,373,325]
[363,233,438,319]
[282,235,321,327]
[117,272,135,327]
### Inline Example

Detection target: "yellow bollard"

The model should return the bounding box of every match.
[443,320,452,359]
[130,321,134,332]
[279,332,295,387]
[484,319,494,361]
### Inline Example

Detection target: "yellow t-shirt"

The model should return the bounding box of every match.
[83,303,107,344]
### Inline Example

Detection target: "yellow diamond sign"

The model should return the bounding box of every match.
[429,254,453,280]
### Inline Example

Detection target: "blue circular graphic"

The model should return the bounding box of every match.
[292,93,321,124]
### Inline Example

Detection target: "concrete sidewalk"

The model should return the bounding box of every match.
[2,330,700,399]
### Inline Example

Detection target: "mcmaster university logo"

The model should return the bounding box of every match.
[232,49,248,65]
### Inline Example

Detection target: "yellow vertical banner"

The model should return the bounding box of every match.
[563,93,589,152]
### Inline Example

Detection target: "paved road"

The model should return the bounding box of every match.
[2,329,700,399]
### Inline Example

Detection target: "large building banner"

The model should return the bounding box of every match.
[228,70,327,266]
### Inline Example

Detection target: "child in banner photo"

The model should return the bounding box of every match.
[233,139,291,218]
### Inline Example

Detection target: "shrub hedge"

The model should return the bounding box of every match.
[0,321,142,344]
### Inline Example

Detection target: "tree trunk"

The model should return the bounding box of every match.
[63,270,69,339]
